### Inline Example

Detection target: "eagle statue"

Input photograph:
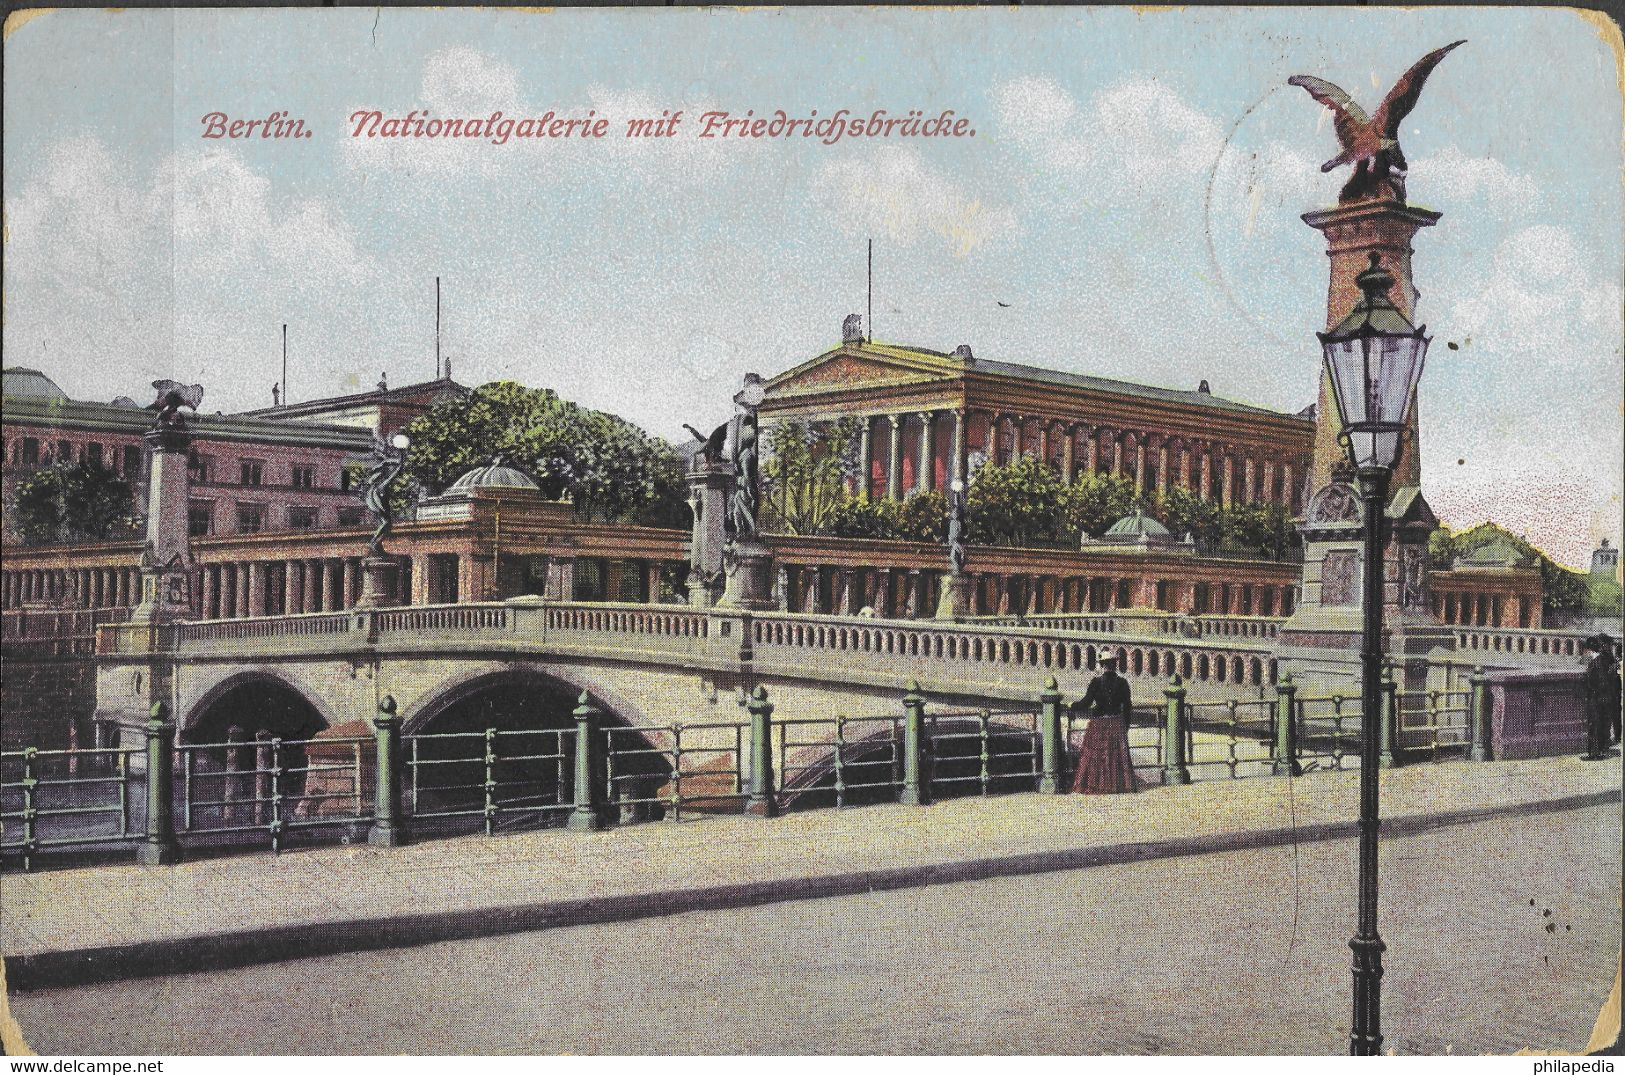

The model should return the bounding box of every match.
[1289,40,1464,205]
[148,380,205,427]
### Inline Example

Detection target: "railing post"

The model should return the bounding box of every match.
[1039,675,1065,794]
[1162,674,1191,786]
[1468,666,1491,762]
[746,686,779,817]
[368,694,408,847]
[1378,660,1399,768]
[567,692,606,831]
[900,680,931,805]
[1272,673,1301,776]
[136,701,179,865]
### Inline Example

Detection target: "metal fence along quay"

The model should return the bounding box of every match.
[0,667,1497,872]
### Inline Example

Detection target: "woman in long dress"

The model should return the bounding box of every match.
[1070,651,1139,794]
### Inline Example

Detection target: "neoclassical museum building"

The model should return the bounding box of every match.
[0,331,1556,630]
[761,319,1316,512]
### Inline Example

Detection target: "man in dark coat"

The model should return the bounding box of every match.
[1582,635,1621,759]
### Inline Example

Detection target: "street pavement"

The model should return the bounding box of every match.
[1,753,1620,1052]
[5,801,1618,1054]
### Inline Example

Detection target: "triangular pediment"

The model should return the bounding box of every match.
[766,345,959,398]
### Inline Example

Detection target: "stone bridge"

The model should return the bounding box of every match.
[89,601,1305,746]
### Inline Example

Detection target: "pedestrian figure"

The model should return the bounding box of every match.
[1582,634,1621,759]
[1069,650,1138,794]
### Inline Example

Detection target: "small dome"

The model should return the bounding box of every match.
[446,457,539,493]
[2,367,69,402]
[1103,508,1171,541]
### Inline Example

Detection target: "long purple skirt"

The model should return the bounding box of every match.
[1071,715,1139,794]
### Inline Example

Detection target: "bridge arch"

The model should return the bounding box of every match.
[181,669,336,743]
[402,661,660,736]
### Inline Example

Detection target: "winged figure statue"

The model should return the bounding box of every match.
[149,380,205,426]
[1289,40,1464,204]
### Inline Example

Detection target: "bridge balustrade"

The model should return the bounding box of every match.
[0,672,1525,872]
[177,612,352,643]
[1453,627,1588,659]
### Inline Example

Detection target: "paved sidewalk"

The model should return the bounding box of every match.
[3,755,1619,990]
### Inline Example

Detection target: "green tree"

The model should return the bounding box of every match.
[760,418,862,535]
[1149,485,1221,547]
[1062,472,1141,540]
[1219,501,1298,561]
[891,490,947,544]
[397,381,682,525]
[967,457,1071,547]
[12,461,138,546]
[1433,521,1589,619]
[825,496,894,539]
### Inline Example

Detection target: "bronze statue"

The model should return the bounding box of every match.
[360,433,408,557]
[1290,40,1464,204]
[724,373,766,539]
[149,380,204,427]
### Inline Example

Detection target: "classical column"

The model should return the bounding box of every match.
[1111,432,1123,477]
[1221,450,1235,509]
[916,411,935,493]
[283,561,298,615]
[1082,425,1098,474]
[1156,439,1169,495]
[1280,461,1294,510]
[1261,458,1277,503]
[645,562,664,604]
[950,410,967,488]
[244,563,261,617]
[1133,435,1146,493]
[201,566,216,620]
[342,559,358,610]
[886,415,903,500]
[995,576,1010,616]
[1036,423,1050,468]
[858,418,873,501]
[1061,426,1076,483]
[1243,456,1257,504]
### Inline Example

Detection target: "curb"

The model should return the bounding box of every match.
[5,787,1618,993]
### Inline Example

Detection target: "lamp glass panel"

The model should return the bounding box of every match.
[1323,338,1369,425]
[1375,334,1425,425]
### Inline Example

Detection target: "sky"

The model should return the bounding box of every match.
[3,7,1621,568]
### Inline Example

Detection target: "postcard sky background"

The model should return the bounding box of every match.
[4,8,1620,568]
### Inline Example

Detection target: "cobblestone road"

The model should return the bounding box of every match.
[8,801,1618,1055]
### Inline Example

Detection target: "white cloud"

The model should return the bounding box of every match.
[1409,145,1541,209]
[4,138,375,406]
[1448,225,1620,375]
[993,75,1224,189]
[811,146,1017,256]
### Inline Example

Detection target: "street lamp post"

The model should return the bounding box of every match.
[1318,251,1431,1056]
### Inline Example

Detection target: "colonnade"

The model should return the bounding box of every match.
[777,562,1297,619]
[1433,590,1538,630]
[846,410,1307,509]
[3,566,141,610]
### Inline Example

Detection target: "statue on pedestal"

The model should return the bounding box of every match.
[1290,40,1464,205]
[354,432,411,608]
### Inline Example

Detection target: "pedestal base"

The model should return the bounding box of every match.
[935,572,970,620]
[354,557,400,609]
[718,541,775,611]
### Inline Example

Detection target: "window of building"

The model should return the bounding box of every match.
[122,447,142,478]
[188,501,214,537]
[56,441,73,463]
[240,460,264,487]
[188,452,212,483]
[337,507,365,527]
[21,438,39,465]
[340,467,356,492]
[287,506,318,530]
[236,503,265,534]
[291,465,316,489]
[85,442,103,467]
